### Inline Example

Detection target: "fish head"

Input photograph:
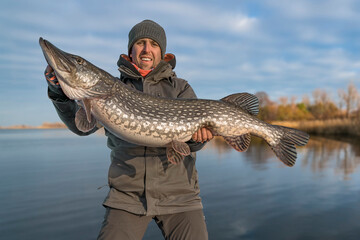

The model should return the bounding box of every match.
[39,37,114,100]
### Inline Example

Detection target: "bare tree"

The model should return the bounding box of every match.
[338,82,359,118]
[279,96,288,106]
[312,89,331,105]
[290,96,297,109]
[302,94,310,106]
[255,91,272,107]
[311,89,339,119]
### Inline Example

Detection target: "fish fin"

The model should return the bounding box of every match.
[221,93,259,116]
[270,126,310,167]
[75,105,96,132]
[223,133,251,152]
[172,140,191,156]
[82,99,93,123]
[166,147,185,164]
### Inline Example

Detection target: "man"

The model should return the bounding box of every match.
[45,20,212,239]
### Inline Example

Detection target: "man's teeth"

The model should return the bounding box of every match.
[141,58,151,61]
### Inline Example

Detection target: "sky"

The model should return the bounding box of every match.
[0,0,359,126]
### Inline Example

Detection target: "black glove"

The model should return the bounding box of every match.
[45,68,59,86]
[44,66,68,100]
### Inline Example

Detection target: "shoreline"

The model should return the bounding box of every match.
[0,122,66,130]
[1,119,359,138]
[271,118,360,138]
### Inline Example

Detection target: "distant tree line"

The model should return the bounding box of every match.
[256,82,360,121]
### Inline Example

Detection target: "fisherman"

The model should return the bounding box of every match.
[45,20,213,239]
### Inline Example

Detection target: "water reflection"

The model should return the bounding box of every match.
[199,135,360,240]
[302,136,360,180]
[204,135,360,179]
[2,130,360,240]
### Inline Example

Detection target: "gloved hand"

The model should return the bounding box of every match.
[44,65,67,98]
[44,65,59,86]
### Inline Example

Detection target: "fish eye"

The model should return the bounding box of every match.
[76,58,84,65]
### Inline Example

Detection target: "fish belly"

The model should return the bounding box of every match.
[91,98,197,147]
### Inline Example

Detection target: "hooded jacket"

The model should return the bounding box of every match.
[47,54,206,216]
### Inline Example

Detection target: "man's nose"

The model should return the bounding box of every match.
[142,42,150,53]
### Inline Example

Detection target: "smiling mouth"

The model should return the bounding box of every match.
[140,56,152,62]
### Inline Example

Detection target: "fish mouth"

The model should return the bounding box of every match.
[39,37,75,81]
[39,37,101,100]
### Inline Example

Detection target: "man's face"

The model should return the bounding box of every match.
[130,38,162,70]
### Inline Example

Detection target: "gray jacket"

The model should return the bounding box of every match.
[48,54,206,216]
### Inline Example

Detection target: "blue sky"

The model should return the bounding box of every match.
[1,0,359,126]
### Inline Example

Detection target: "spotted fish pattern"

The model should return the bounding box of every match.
[39,37,309,166]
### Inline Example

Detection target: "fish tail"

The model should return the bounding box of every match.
[269,126,309,167]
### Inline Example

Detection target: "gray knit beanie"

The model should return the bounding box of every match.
[128,20,167,59]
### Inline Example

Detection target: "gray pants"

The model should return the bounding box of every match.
[97,207,208,240]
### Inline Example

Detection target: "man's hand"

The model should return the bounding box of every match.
[192,128,213,143]
[44,65,59,86]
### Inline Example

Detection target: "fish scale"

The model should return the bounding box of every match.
[91,82,272,147]
[39,37,309,166]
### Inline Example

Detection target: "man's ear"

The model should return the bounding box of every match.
[129,46,133,59]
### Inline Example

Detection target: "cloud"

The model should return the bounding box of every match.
[258,0,360,46]
[263,0,359,20]
[0,0,360,125]
[129,0,258,35]
[0,0,134,33]
[1,0,258,37]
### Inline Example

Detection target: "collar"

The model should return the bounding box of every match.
[131,62,153,77]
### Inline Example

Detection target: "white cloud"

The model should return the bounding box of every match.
[0,0,360,125]
[129,0,258,35]
[255,0,360,48]
[0,0,134,33]
[264,0,359,20]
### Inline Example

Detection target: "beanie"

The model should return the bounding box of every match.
[128,20,167,59]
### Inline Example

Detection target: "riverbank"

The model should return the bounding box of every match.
[0,122,66,130]
[271,118,360,138]
[1,118,359,137]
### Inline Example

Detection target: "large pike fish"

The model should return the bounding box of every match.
[39,37,309,166]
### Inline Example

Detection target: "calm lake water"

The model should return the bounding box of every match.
[1,129,360,240]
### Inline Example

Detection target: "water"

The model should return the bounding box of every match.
[1,129,360,240]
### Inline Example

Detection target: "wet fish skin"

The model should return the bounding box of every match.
[39,37,309,166]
